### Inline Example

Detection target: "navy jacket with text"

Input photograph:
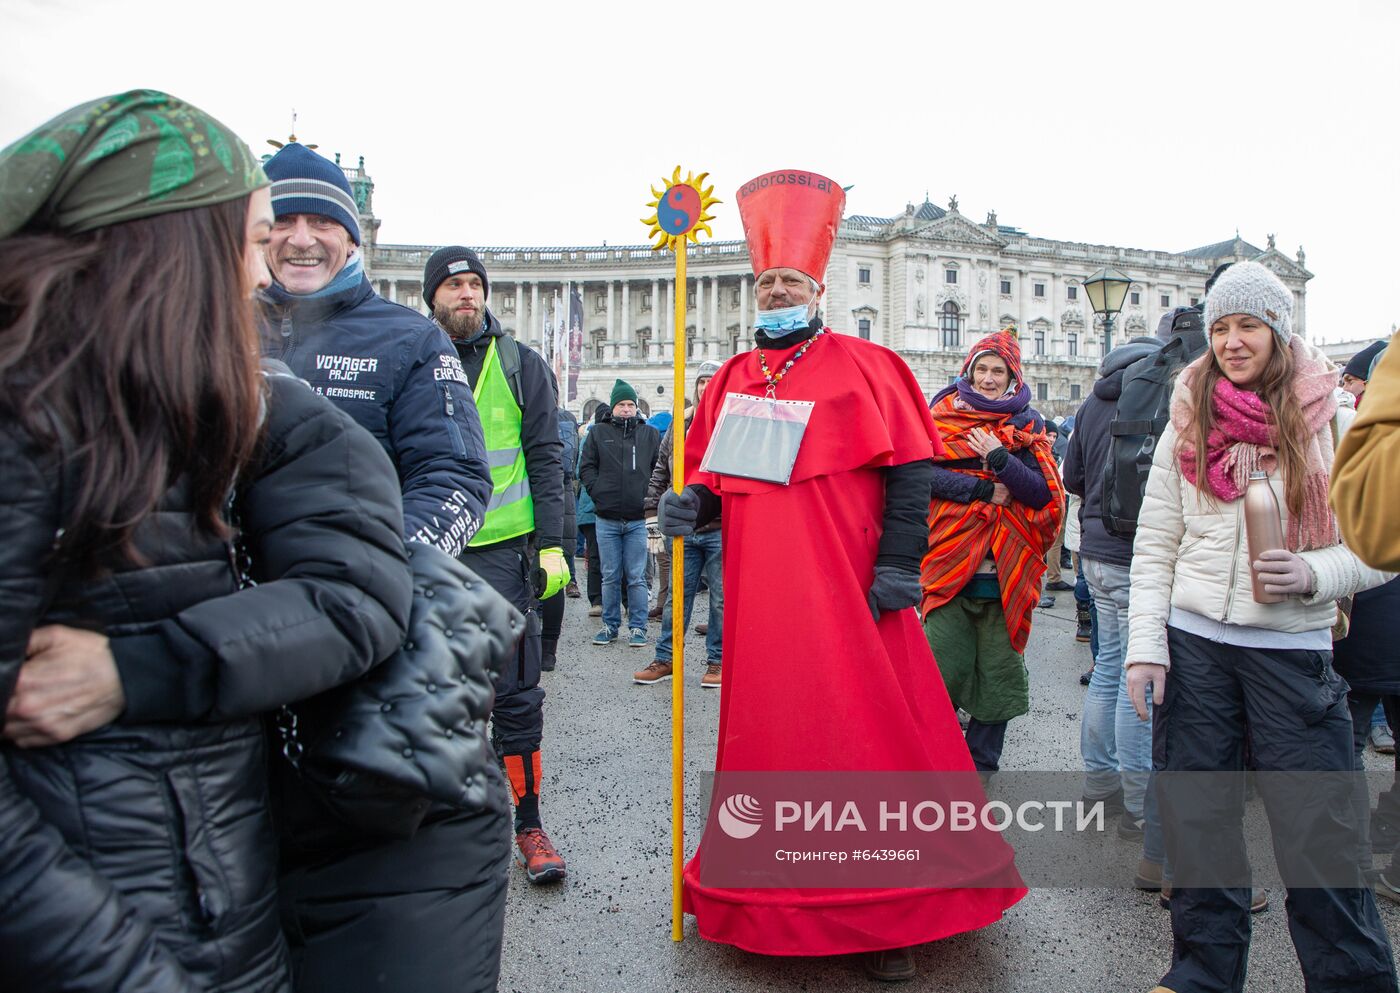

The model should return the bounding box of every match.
[261,274,492,556]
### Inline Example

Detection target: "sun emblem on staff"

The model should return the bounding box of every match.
[642,166,720,251]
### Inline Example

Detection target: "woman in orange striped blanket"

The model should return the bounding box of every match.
[920,329,1064,772]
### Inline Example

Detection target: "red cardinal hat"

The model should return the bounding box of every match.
[736,169,846,284]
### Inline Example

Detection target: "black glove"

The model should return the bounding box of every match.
[867,565,922,623]
[657,488,699,537]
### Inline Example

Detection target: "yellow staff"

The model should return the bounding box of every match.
[642,167,719,942]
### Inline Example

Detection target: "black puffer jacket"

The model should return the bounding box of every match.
[1061,339,1164,567]
[275,542,522,851]
[0,374,412,993]
[578,414,661,520]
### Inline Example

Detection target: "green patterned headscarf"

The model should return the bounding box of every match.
[0,89,268,239]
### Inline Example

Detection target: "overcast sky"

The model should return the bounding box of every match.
[4,0,1395,343]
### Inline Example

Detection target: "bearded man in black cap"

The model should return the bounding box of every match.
[423,246,570,883]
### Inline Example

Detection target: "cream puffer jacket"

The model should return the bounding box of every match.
[1126,410,1389,669]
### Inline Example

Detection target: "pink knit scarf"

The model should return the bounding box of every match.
[1172,337,1340,551]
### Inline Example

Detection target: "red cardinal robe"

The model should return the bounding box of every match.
[680,329,1026,956]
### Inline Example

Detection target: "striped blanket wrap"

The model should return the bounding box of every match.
[919,398,1065,654]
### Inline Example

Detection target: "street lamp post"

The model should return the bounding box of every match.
[1083,266,1132,354]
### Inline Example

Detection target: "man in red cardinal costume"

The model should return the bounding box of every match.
[657,170,1026,982]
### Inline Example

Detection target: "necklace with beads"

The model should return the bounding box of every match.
[757,327,827,399]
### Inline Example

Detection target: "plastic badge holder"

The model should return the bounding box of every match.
[699,391,815,486]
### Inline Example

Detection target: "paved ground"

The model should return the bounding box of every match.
[498,574,1400,992]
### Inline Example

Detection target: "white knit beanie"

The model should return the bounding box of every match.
[1202,260,1293,343]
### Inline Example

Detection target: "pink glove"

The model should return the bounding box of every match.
[1253,549,1315,597]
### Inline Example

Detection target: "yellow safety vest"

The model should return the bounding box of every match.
[468,338,534,546]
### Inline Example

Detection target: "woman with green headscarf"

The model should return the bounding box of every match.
[0,91,413,992]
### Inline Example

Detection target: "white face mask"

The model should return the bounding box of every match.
[755,303,812,332]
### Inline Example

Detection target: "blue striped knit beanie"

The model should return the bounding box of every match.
[263,143,361,245]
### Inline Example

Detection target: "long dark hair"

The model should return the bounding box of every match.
[0,197,263,572]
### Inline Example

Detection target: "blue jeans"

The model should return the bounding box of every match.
[655,531,724,664]
[596,516,649,634]
[1080,558,1152,817]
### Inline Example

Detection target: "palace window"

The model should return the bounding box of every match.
[501,294,516,313]
[1190,296,1199,306]
[1034,327,1046,355]
[1130,291,1141,306]
[1160,294,1171,308]
[945,268,958,284]
[1037,382,1048,401]
[1071,383,1082,401]
[859,266,872,285]
[1067,286,1078,301]
[940,301,962,348]
[858,318,872,339]
[1000,278,1012,294]
[1034,282,1046,298]
[1068,332,1078,357]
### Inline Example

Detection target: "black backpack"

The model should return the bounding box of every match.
[1100,310,1207,538]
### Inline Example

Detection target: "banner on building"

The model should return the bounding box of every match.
[566,284,584,404]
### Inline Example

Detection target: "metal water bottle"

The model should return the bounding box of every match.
[1244,471,1286,604]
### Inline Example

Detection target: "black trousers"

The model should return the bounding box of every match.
[965,718,1008,773]
[458,538,544,756]
[579,522,602,606]
[1155,626,1396,993]
[1347,692,1400,854]
[540,588,565,642]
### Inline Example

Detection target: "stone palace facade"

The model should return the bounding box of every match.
[335,156,1313,421]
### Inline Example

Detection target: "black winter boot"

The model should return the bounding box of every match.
[1075,604,1092,643]
[541,638,558,672]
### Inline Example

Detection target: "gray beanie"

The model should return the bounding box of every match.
[1202,260,1293,343]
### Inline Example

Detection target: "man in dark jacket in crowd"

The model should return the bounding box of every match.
[422,245,569,883]
[638,360,725,688]
[259,143,492,557]
[1341,339,1388,409]
[1062,336,1163,868]
[256,144,509,989]
[580,379,661,649]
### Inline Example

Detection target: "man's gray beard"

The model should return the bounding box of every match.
[434,304,486,340]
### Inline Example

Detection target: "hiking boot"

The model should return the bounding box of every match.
[863,946,916,983]
[695,622,708,636]
[588,603,602,617]
[1047,578,1074,592]
[1080,665,1094,686]
[515,827,566,883]
[1038,594,1055,609]
[1118,813,1145,841]
[628,628,648,648]
[634,660,673,685]
[592,627,617,645]
[565,580,581,599]
[1075,604,1093,642]
[540,638,558,672]
[1134,858,1164,891]
[700,663,722,689]
[1371,725,1396,755]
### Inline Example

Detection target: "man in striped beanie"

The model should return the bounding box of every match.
[257,143,507,988]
